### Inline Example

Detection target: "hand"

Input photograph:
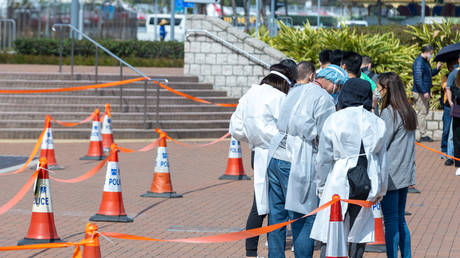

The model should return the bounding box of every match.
[375,196,383,203]
[437,62,443,70]
[450,101,454,107]
[424,92,430,99]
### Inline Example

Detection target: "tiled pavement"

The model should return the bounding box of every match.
[0,139,457,257]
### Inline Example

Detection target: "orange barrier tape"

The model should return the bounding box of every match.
[117,139,160,153]
[50,157,108,183]
[155,128,230,148]
[155,81,237,108]
[0,170,39,215]
[100,198,373,244]
[0,77,148,94]
[415,142,460,162]
[50,112,95,127]
[0,239,89,258]
[0,123,47,176]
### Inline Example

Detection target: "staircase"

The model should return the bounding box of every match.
[0,72,237,139]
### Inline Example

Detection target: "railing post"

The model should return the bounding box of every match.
[144,80,147,129]
[3,21,6,51]
[71,30,74,77]
[120,62,123,112]
[95,45,98,84]
[156,81,160,129]
[58,28,62,73]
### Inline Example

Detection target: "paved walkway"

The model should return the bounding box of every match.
[0,64,184,76]
[0,140,456,257]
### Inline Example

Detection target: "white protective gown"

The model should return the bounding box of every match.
[310,106,388,243]
[229,83,286,215]
[267,83,336,215]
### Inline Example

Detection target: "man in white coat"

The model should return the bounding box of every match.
[311,78,388,258]
[267,65,348,258]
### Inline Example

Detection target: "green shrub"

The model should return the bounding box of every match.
[0,53,183,67]
[14,38,184,59]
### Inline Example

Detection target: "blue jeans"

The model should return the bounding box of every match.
[380,188,411,258]
[448,121,454,159]
[442,105,452,153]
[267,158,315,258]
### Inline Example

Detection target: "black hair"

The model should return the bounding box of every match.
[379,72,417,131]
[341,51,363,77]
[319,50,332,64]
[260,64,291,94]
[330,49,343,66]
[297,61,316,81]
[280,59,297,85]
[362,56,372,66]
[421,45,434,53]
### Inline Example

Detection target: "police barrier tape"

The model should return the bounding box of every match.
[100,197,372,244]
[0,170,39,215]
[0,77,148,94]
[155,128,231,147]
[155,81,238,108]
[49,113,95,127]
[415,142,460,161]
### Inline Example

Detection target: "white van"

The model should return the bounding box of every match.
[137,14,186,41]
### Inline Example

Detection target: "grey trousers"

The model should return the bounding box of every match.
[413,92,430,138]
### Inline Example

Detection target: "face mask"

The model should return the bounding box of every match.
[361,67,369,73]
[426,54,433,60]
[375,89,382,101]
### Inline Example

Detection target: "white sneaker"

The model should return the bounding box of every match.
[456,168,460,176]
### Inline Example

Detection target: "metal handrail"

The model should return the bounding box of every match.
[52,23,168,129]
[0,19,16,51]
[185,29,270,69]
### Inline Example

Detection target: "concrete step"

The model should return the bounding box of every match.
[0,111,233,121]
[0,87,227,97]
[0,103,235,113]
[0,80,213,90]
[0,119,230,129]
[0,73,199,83]
[0,95,239,105]
[0,128,230,139]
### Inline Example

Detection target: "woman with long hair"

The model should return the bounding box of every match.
[377,72,417,258]
[230,63,293,258]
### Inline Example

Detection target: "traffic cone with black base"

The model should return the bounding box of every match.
[219,137,250,180]
[325,194,347,258]
[82,223,101,258]
[141,132,182,198]
[365,202,386,253]
[101,103,114,153]
[39,115,63,170]
[89,143,133,222]
[81,109,106,160]
[18,158,62,245]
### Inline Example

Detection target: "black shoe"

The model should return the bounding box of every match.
[445,159,454,166]
[419,136,433,142]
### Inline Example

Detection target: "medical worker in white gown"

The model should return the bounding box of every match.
[311,78,388,258]
[266,65,348,258]
[230,64,294,258]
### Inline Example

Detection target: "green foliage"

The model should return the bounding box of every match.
[0,53,183,67]
[14,38,184,59]
[256,21,460,109]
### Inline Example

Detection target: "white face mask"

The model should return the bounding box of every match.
[375,89,382,101]
[426,54,433,60]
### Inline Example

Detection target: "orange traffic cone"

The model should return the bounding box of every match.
[141,132,182,198]
[82,223,101,258]
[365,202,386,253]
[81,109,106,160]
[38,115,64,170]
[89,143,133,222]
[219,137,249,180]
[18,157,62,245]
[101,103,114,153]
[325,194,347,258]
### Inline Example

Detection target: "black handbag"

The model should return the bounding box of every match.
[451,97,460,118]
[347,142,371,199]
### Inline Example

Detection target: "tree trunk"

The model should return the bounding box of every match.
[231,0,237,26]
[284,0,288,16]
[244,0,249,32]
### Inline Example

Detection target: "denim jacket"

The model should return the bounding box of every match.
[412,55,440,93]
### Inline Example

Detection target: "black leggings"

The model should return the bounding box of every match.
[453,117,460,167]
[245,195,267,257]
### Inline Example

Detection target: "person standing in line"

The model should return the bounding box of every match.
[412,45,443,142]
[340,51,377,92]
[230,64,294,258]
[318,50,332,71]
[447,56,460,176]
[280,59,298,86]
[266,65,347,258]
[442,57,459,166]
[330,49,343,66]
[377,72,417,258]
[297,61,316,85]
[361,56,378,83]
[311,78,388,258]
